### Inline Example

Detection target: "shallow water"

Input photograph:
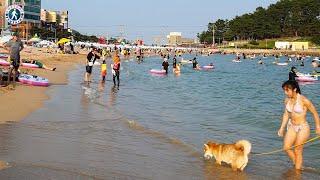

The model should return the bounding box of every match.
[0,54,319,179]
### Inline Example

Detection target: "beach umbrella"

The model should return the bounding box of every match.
[57,38,71,45]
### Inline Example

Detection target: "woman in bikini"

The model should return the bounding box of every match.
[278,80,320,170]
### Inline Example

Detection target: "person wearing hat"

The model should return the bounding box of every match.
[3,32,24,89]
[289,66,298,81]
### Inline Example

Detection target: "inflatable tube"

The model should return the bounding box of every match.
[180,60,192,64]
[202,65,214,69]
[150,69,166,74]
[296,76,318,82]
[22,63,39,68]
[0,59,10,66]
[0,54,9,59]
[276,62,288,66]
[18,74,49,87]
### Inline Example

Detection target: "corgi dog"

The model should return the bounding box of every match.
[204,140,251,171]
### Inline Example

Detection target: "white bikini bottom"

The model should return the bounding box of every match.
[287,119,309,133]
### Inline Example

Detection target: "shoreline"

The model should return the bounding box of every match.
[0,48,86,123]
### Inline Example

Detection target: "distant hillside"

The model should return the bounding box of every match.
[198,0,320,45]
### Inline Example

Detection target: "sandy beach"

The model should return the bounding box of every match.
[0,47,86,123]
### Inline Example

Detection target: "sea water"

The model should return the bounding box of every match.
[0,54,319,179]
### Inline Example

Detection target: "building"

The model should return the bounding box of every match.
[291,42,308,51]
[0,0,41,39]
[275,41,290,49]
[41,9,68,29]
[275,41,309,50]
[167,32,182,46]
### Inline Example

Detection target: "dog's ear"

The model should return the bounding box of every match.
[204,144,209,150]
[207,141,216,146]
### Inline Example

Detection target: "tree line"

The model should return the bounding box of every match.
[198,0,320,45]
[30,27,99,42]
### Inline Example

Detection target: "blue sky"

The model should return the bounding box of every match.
[42,0,278,43]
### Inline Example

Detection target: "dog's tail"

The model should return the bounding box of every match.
[236,140,251,155]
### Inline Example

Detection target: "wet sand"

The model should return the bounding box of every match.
[0,47,86,123]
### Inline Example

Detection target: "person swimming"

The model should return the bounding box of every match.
[258,59,264,64]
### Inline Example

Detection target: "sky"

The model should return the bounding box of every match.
[42,0,279,44]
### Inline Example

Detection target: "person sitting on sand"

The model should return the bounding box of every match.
[23,60,56,71]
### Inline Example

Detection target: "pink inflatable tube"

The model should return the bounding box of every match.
[202,65,214,69]
[150,69,167,74]
[0,59,10,66]
[18,74,49,87]
[296,76,318,82]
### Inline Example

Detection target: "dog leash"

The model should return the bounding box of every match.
[252,136,320,156]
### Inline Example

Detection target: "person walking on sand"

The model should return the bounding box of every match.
[278,80,320,170]
[2,32,24,89]
[84,48,100,83]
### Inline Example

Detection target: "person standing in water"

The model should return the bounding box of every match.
[84,48,100,83]
[172,55,177,69]
[278,80,320,170]
[192,57,199,69]
[289,66,298,81]
[162,56,169,74]
[101,60,107,82]
[112,51,121,87]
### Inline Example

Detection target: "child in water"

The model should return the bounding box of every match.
[101,60,107,82]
